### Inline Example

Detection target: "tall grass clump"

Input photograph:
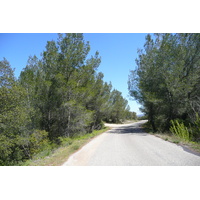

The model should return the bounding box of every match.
[170,120,191,142]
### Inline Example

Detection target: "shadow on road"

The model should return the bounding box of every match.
[178,144,200,157]
[108,125,148,136]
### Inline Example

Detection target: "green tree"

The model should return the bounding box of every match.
[19,33,103,140]
[128,33,200,133]
[0,58,30,165]
[103,89,129,123]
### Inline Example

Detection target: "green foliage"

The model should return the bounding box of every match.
[58,137,73,146]
[0,59,31,165]
[170,120,190,141]
[190,113,200,141]
[0,135,14,165]
[129,33,200,135]
[170,114,200,142]
[29,130,50,154]
[1,33,133,165]
[137,115,147,120]
[71,144,80,151]
[103,89,131,123]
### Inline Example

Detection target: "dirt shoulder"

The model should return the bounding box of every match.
[154,133,200,155]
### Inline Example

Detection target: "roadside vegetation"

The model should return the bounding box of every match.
[23,127,110,166]
[129,33,200,152]
[143,121,200,154]
[0,33,137,166]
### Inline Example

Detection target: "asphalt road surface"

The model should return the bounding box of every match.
[62,120,200,166]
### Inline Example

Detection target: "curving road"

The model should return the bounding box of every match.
[62,120,200,166]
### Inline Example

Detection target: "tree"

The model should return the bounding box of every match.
[19,34,103,140]
[0,58,30,165]
[128,33,200,132]
[103,89,129,123]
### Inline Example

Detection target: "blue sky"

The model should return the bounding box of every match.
[0,33,147,114]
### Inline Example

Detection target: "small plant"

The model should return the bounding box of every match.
[71,144,80,151]
[172,140,179,144]
[170,120,191,142]
[58,137,73,146]
[33,148,52,159]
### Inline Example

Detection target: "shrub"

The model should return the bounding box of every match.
[58,137,73,146]
[29,130,50,155]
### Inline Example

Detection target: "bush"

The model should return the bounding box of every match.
[0,135,15,165]
[29,130,50,155]
[58,137,73,146]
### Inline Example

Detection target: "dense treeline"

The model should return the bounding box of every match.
[128,33,200,141]
[0,33,135,165]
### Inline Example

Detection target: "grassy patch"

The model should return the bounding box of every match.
[23,127,110,166]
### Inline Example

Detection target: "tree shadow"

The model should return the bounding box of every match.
[178,144,200,157]
[107,126,148,136]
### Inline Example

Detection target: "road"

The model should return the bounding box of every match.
[62,120,200,166]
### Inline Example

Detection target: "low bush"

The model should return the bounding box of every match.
[29,130,51,155]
